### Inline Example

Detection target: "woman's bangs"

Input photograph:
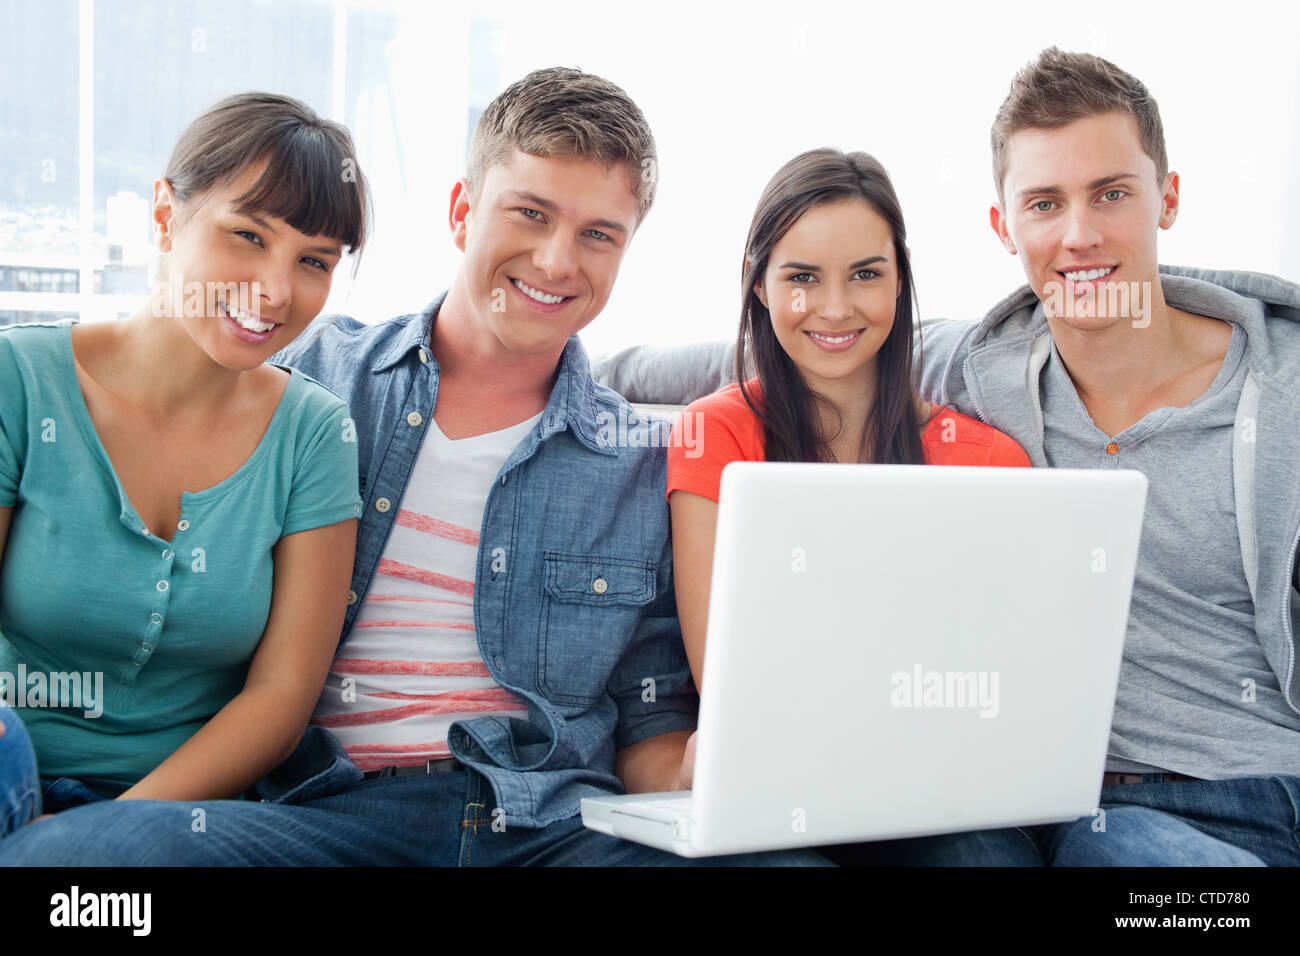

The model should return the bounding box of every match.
[231,129,366,254]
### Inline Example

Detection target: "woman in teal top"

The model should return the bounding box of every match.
[0,92,370,833]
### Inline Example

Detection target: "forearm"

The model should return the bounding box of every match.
[116,522,357,803]
[117,681,318,802]
[615,729,691,794]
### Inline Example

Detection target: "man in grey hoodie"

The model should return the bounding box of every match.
[595,46,1300,866]
[901,47,1300,866]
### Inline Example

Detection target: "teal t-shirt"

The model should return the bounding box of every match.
[0,321,362,795]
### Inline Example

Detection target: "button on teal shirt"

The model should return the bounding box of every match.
[0,322,362,795]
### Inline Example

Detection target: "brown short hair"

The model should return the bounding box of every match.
[466,67,657,221]
[164,92,370,256]
[991,47,1168,202]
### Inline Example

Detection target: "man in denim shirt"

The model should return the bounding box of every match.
[0,67,826,866]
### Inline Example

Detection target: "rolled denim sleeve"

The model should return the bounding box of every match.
[606,537,699,751]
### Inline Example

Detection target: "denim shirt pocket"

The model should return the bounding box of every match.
[538,551,658,708]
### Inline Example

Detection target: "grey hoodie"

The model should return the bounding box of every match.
[917,265,1300,720]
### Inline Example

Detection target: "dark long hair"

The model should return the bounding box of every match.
[735,148,925,465]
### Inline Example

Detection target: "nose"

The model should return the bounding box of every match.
[1061,203,1103,251]
[254,255,295,315]
[816,283,854,324]
[532,231,578,281]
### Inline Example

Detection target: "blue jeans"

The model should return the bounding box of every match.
[0,706,40,837]
[822,825,1045,866]
[1033,776,1297,866]
[0,770,833,866]
[0,723,830,866]
[822,775,1300,866]
[0,707,109,839]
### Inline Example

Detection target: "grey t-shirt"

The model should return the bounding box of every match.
[1041,321,1300,778]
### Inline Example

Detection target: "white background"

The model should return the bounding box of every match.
[4,0,1298,354]
[339,0,1300,353]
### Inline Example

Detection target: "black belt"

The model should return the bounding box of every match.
[1102,771,1201,786]
[362,758,463,779]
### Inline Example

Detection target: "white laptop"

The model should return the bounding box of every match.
[581,462,1147,857]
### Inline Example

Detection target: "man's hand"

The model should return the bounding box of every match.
[679,730,697,790]
[615,729,693,794]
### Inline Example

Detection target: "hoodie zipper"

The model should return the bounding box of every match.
[961,359,992,425]
[1281,522,1300,717]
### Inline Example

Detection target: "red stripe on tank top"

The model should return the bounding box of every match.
[375,558,474,597]
[313,697,525,726]
[395,509,480,546]
[332,658,491,677]
[352,620,476,631]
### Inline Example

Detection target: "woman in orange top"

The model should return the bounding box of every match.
[667,149,1030,737]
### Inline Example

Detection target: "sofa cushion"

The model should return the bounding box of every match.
[591,341,737,406]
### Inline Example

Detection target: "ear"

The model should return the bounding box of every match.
[1158,170,1180,230]
[153,178,178,253]
[449,178,472,252]
[990,202,1017,255]
[753,277,768,310]
[899,245,910,298]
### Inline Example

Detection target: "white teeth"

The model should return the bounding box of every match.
[513,279,566,304]
[1064,267,1114,282]
[224,304,275,333]
[808,331,860,344]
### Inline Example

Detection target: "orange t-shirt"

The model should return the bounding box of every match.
[666,378,1031,502]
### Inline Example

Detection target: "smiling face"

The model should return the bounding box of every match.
[155,158,343,369]
[991,111,1179,331]
[449,148,641,359]
[756,198,900,395]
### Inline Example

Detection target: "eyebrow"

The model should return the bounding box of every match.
[507,190,629,236]
[236,211,342,257]
[240,212,280,235]
[1016,172,1140,200]
[777,256,889,271]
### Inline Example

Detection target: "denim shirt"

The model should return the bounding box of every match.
[267,293,698,827]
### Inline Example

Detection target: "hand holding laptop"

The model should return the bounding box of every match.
[679,731,697,790]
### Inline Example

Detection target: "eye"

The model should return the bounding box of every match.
[1031,200,1056,213]
[520,208,545,222]
[583,228,612,242]
[853,268,881,281]
[301,256,329,272]
[786,272,815,284]
[235,229,264,246]
[1101,189,1126,202]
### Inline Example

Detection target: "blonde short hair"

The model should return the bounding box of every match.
[466,67,657,222]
